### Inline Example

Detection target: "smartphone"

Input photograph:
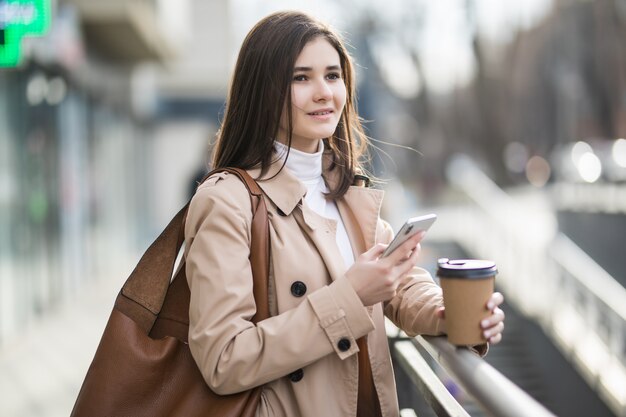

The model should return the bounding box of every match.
[382,214,437,258]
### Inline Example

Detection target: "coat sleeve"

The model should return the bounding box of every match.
[184,175,374,395]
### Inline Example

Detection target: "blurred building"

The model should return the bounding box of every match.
[0,0,233,347]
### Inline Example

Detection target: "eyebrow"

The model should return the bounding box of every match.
[293,65,341,72]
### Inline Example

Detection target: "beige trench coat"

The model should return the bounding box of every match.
[184,155,447,417]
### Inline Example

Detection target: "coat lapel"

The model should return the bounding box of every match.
[248,157,306,217]
[248,151,384,283]
[322,154,384,254]
[338,186,384,254]
[293,206,346,283]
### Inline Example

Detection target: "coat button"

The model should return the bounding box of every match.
[290,281,307,297]
[289,368,304,382]
[337,338,351,352]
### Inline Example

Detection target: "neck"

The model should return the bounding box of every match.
[276,135,322,154]
[274,141,324,182]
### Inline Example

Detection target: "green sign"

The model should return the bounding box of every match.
[0,0,51,67]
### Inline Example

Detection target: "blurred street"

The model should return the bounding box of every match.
[0,258,133,417]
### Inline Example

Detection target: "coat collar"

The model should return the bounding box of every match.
[247,154,307,217]
[248,150,384,250]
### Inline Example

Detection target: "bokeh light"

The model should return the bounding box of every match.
[571,141,593,165]
[525,155,551,187]
[577,152,602,183]
[612,138,626,168]
[504,141,529,174]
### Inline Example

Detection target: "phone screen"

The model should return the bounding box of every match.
[382,214,437,257]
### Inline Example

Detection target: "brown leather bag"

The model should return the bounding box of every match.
[71,168,269,417]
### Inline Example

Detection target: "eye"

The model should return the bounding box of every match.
[326,72,341,80]
[293,74,308,82]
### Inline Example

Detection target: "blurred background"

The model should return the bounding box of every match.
[1,0,625,416]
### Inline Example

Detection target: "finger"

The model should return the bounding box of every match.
[486,292,504,311]
[484,322,504,342]
[488,332,502,345]
[483,321,504,340]
[395,240,422,271]
[362,243,387,261]
[481,308,505,329]
[384,231,424,264]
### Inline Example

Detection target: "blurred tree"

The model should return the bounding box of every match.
[345,0,626,190]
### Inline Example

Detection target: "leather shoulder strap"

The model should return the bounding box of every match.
[117,168,269,333]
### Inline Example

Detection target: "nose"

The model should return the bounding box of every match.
[313,78,332,102]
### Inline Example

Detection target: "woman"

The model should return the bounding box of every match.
[184,10,505,417]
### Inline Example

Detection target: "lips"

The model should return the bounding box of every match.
[307,109,333,116]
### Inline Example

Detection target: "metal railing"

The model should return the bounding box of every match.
[552,181,626,214]
[434,154,626,417]
[387,320,555,417]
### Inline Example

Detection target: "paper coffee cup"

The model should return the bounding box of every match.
[437,258,497,346]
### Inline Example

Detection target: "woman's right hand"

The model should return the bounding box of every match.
[345,231,425,306]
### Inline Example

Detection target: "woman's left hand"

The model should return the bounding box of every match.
[436,292,506,345]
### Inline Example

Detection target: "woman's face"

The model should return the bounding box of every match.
[278,37,347,153]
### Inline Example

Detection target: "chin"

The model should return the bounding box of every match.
[311,127,339,140]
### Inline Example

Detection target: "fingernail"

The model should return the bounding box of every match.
[483,330,490,339]
[487,302,494,310]
[481,319,489,328]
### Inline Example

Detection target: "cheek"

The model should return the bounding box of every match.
[290,84,308,111]
[334,84,347,109]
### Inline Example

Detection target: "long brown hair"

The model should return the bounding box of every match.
[212,11,370,199]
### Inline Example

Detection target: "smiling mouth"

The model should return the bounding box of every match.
[307,110,333,116]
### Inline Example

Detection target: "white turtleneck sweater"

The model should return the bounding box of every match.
[274,141,355,268]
